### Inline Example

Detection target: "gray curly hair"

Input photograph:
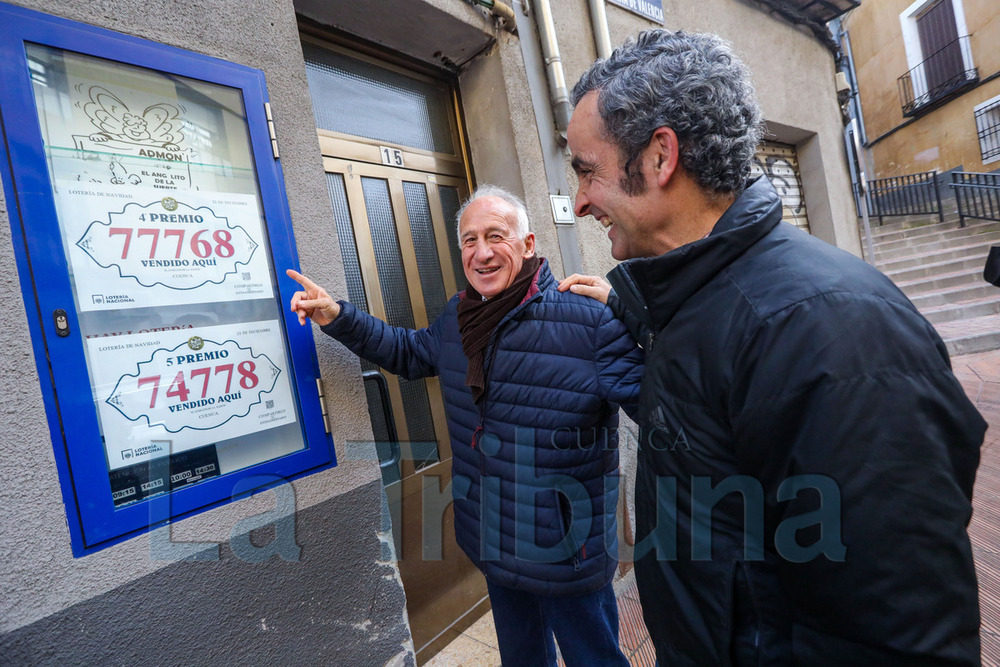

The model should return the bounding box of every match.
[571,30,763,197]
[455,184,531,245]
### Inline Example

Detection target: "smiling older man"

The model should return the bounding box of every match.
[287,185,642,667]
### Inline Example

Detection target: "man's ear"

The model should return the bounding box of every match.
[522,232,536,257]
[648,127,679,188]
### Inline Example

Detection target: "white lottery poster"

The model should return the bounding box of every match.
[54,182,272,310]
[89,319,297,471]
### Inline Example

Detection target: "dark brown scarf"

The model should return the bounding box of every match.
[457,255,543,403]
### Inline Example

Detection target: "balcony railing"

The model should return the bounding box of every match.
[951,172,1000,227]
[898,36,978,117]
[862,171,943,226]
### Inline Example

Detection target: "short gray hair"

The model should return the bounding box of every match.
[455,185,531,245]
[571,30,763,197]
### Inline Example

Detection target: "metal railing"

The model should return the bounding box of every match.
[898,35,978,117]
[864,171,943,225]
[951,172,1000,227]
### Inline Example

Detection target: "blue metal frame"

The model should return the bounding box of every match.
[0,2,335,556]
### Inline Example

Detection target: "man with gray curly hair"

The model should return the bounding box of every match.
[560,29,983,666]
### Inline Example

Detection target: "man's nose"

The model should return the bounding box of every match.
[473,239,493,260]
[574,189,591,218]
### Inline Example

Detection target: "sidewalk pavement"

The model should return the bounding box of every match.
[424,571,653,667]
[954,349,1000,666]
[427,349,1000,667]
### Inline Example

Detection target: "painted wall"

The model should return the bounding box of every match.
[846,0,1000,176]
[0,0,413,664]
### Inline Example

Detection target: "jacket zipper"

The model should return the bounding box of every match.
[471,315,503,475]
[470,287,544,474]
[470,289,540,449]
[610,265,656,353]
[477,283,587,572]
[557,488,586,571]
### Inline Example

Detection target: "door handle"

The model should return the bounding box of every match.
[362,370,400,470]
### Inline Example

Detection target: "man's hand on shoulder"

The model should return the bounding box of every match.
[286,269,342,326]
[558,274,612,304]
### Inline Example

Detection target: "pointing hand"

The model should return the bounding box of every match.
[286,269,341,326]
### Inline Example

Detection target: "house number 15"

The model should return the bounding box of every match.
[379,146,404,167]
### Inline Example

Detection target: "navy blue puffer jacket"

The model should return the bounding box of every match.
[323,260,643,596]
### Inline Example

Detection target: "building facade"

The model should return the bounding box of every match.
[0,1,856,665]
[842,0,1000,177]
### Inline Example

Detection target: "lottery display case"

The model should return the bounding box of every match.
[0,3,334,555]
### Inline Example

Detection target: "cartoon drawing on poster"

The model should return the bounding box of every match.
[89,320,297,470]
[63,84,201,190]
[55,182,272,310]
[79,86,187,153]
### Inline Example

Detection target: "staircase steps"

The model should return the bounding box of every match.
[921,297,1000,325]
[931,314,1000,356]
[868,214,1000,356]
[909,282,999,310]
[879,240,1000,272]
[895,266,992,296]
[875,229,1000,262]
[886,255,988,283]
[872,220,996,250]
[868,211,960,233]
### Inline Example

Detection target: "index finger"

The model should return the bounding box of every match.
[285,268,318,290]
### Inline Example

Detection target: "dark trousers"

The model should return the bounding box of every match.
[486,578,631,667]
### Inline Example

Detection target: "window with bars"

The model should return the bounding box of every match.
[976,96,1000,165]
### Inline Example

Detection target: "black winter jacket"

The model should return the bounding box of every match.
[324,261,643,596]
[608,177,985,666]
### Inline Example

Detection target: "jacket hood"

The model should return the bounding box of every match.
[608,176,782,331]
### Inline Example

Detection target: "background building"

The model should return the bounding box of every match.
[0,0,857,664]
[842,0,1000,177]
